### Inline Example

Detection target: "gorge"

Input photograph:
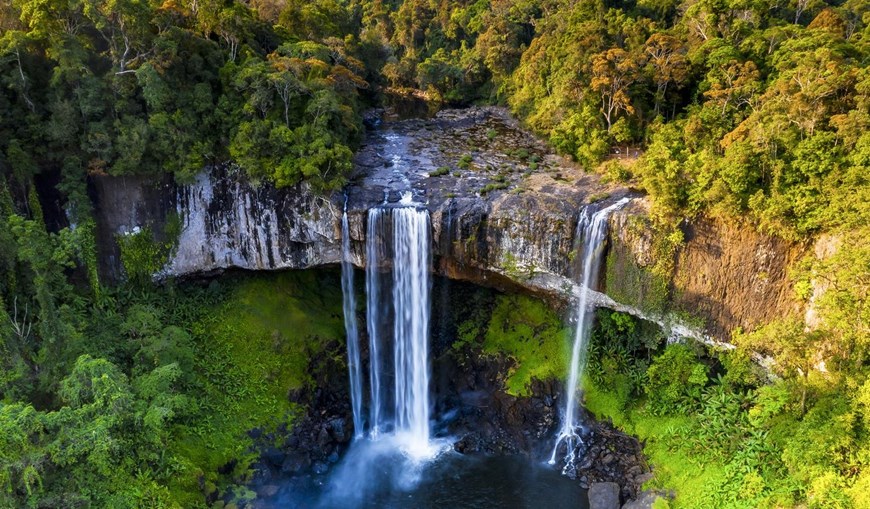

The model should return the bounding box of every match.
[87,108,814,507]
[3,0,868,505]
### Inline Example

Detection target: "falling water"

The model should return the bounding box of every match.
[341,209,364,439]
[550,197,631,470]
[391,207,432,455]
[366,208,387,437]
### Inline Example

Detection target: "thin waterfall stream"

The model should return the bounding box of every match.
[550,198,631,471]
[341,205,364,440]
[365,207,387,437]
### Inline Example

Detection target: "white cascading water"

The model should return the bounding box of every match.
[326,200,438,505]
[341,208,364,440]
[550,197,631,470]
[345,201,435,459]
[365,208,387,437]
[391,207,432,455]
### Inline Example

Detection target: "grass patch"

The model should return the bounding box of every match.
[166,270,345,504]
[481,181,510,195]
[429,166,450,177]
[476,294,570,396]
[458,154,474,170]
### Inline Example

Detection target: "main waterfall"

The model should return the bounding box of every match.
[342,202,435,457]
[550,198,630,471]
[391,207,432,454]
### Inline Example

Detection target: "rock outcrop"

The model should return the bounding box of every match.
[92,107,807,341]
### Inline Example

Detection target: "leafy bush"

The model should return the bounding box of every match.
[458,154,474,170]
[644,344,708,416]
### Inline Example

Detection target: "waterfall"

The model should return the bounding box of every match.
[391,207,432,454]
[366,208,387,437]
[353,204,434,458]
[550,197,631,471]
[341,209,364,439]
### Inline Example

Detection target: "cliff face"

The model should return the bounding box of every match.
[606,201,806,339]
[92,107,806,342]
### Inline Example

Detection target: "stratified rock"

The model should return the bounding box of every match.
[92,106,806,345]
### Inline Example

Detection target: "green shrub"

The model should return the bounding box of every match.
[645,343,708,415]
[458,154,474,169]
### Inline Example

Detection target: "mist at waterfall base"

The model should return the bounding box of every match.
[276,448,588,508]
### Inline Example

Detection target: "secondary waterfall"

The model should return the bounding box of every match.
[341,209,364,439]
[550,197,631,470]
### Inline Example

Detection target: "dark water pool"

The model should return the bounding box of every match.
[264,442,588,509]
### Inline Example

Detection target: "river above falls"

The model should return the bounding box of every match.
[261,448,589,509]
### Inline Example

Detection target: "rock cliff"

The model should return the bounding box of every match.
[92,107,807,342]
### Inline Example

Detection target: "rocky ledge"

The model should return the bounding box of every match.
[93,106,805,344]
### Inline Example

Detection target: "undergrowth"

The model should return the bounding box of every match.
[166,270,345,504]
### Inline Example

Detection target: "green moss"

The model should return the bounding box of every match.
[166,270,345,504]
[588,192,611,203]
[479,294,570,396]
[605,246,670,315]
[429,166,450,177]
[501,252,534,280]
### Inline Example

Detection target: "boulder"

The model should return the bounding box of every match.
[588,482,621,509]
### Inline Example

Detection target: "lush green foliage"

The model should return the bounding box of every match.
[585,310,870,509]
[1,0,868,507]
[0,192,346,508]
[373,0,869,243]
[454,292,570,396]
[3,0,866,234]
[0,0,371,192]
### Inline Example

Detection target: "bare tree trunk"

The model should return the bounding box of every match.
[14,49,35,113]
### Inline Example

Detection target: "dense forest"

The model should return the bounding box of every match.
[1,0,868,507]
